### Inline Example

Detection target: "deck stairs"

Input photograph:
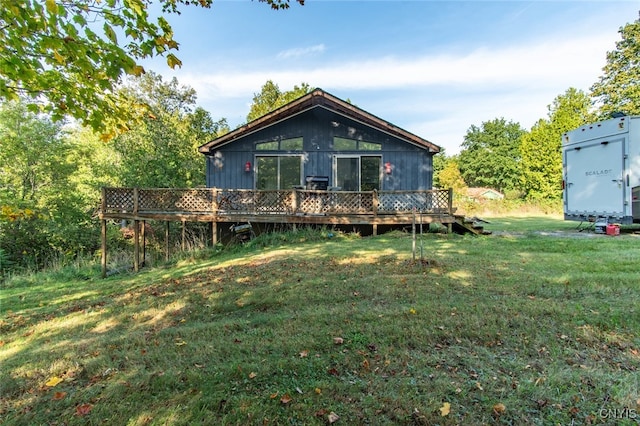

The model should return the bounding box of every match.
[452,216,492,235]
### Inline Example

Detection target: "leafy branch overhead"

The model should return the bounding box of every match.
[0,0,303,134]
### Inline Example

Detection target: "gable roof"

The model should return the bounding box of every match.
[198,88,440,154]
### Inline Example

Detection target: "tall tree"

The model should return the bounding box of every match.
[113,72,227,188]
[520,88,593,200]
[0,0,303,134]
[431,149,448,188]
[0,101,114,269]
[590,12,640,118]
[437,158,467,197]
[457,118,525,194]
[246,81,312,122]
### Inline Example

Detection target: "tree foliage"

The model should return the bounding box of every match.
[0,0,303,135]
[113,72,228,188]
[437,158,467,197]
[591,12,640,118]
[520,88,593,200]
[0,101,116,269]
[457,118,525,194]
[247,80,312,122]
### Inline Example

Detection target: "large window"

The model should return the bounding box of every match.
[256,137,303,151]
[333,137,381,151]
[256,156,302,190]
[334,155,381,191]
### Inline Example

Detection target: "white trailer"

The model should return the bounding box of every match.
[562,115,640,224]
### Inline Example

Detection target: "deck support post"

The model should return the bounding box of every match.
[101,219,107,278]
[134,219,140,272]
[211,221,218,246]
[181,220,186,251]
[165,221,170,261]
[412,213,416,261]
[372,223,378,236]
[142,220,146,268]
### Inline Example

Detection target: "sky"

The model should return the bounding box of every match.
[142,1,639,155]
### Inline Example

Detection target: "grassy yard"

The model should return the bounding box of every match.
[1,216,639,425]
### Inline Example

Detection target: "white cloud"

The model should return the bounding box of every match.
[277,44,326,59]
[168,29,617,154]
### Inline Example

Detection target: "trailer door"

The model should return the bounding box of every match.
[565,138,625,215]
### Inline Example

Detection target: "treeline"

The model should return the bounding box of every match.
[1,14,638,275]
[0,73,229,274]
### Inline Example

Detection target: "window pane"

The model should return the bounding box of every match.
[256,157,278,190]
[361,156,381,191]
[280,156,301,189]
[334,137,357,151]
[336,157,359,191]
[359,141,382,151]
[257,141,278,150]
[280,137,303,151]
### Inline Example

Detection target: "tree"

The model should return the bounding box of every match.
[0,101,116,269]
[520,88,593,200]
[113,72,227,188]
[437,158,467,197]
[457,118,525,194]
[591,12,640,118]
[247,80,312,122]
[0,0,303,134]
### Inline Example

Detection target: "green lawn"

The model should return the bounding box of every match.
[1,216,639,425]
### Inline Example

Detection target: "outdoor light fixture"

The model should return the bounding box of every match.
[384,162,392,175]
[245,161,252,172]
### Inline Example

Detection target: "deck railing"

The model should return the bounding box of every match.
[101,187,454,217]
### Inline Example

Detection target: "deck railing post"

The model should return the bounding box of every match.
[292,189,299,214]
[133,187,139,215]
[101,187,107,214]
[372,190,379,216]
[211,188,218,214]
[447,188,453,215]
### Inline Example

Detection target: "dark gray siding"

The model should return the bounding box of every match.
[204,106,433,190]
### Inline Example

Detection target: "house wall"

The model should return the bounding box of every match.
[205,106,434,190]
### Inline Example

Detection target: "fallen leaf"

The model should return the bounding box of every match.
[327,367,339,376]
[362,358,370,370]
[493,403,506,415]
[280,394,292,404]
[314,408,327,417]
[439,402,451,416]
[409,308,417,315]
[249,372,257,379]
[333,337,344,345]
[269,391,279,399]
[45,376,63,387]
[175,340,187,346]
[299,350,309,358]
[328,411,340,423]
[314,387,322,394]
[75,403,93,416]
[52,391,67,400]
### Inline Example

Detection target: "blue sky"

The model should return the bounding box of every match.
[143,1,639,154]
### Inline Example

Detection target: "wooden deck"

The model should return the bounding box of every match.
[98,187,464,277]
[99,187,456,224]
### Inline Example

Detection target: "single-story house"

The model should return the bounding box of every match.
[198,88,440,192]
